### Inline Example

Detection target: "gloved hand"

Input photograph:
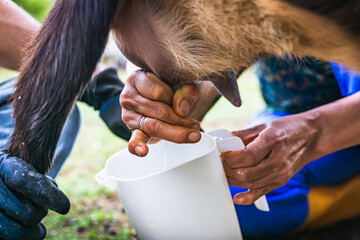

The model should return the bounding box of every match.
[79,67,131,140]
[0,152,70,240]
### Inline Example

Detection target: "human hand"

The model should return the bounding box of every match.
[0,153,70,240]
[221,114,320,205]
[120,70,201,156]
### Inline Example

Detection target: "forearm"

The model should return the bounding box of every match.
[309,91,360,157]
[0,0,40,70]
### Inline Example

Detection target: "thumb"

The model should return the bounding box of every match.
[173,84,199,117]
[232,124,266,146]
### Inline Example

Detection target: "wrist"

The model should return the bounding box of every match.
[297,109,324,162]
[306,102,345,159]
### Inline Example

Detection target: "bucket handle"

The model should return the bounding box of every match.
[209,129,270,212]
[95,169,117,190]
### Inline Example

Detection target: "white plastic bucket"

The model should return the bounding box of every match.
[96,129,269,240]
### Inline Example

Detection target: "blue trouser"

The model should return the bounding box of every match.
[231,111,360,238]
[0,79,80,178]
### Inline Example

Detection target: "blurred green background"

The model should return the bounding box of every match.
[1,1,265,239]
[13,0,53,21]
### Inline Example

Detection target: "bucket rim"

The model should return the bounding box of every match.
[100,132,218,182]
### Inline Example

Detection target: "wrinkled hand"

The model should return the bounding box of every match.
[221,114,320,205]
[0,152,70,240]
[120,70,201,156]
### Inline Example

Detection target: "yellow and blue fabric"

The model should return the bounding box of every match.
[230,57,360,238]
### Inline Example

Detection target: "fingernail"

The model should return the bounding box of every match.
[180,100,191,115]
[191,123,200,130]
[188,132,201,142]
[135,146,143,156]
[235,197,245,205]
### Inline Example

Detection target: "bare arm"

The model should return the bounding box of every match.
[0,0,40,70]
[312,91,360,157]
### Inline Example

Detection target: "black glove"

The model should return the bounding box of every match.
[0,152,70,240]
[79,68,131,140]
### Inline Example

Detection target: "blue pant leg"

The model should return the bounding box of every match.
[0,79,17,149]
[304,145,360,186]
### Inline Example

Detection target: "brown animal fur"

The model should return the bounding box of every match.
[122,0,360,85]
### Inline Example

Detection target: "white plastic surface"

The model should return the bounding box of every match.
[96,132,242,240]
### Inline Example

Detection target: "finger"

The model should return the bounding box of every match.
[0,210,46,240]
[226,170,281,190]
[120,84,200,132]
[222,158,272,183]
[125,93,200,129]
[233,184,277,205]
[141,117,201,144]
[231,124,266,146]
[128,130,150,157]
[0,178,47,227]
[0,156,70,215]
[173,84,199,117]
[131,71,174,105]
[221,133,273,168]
